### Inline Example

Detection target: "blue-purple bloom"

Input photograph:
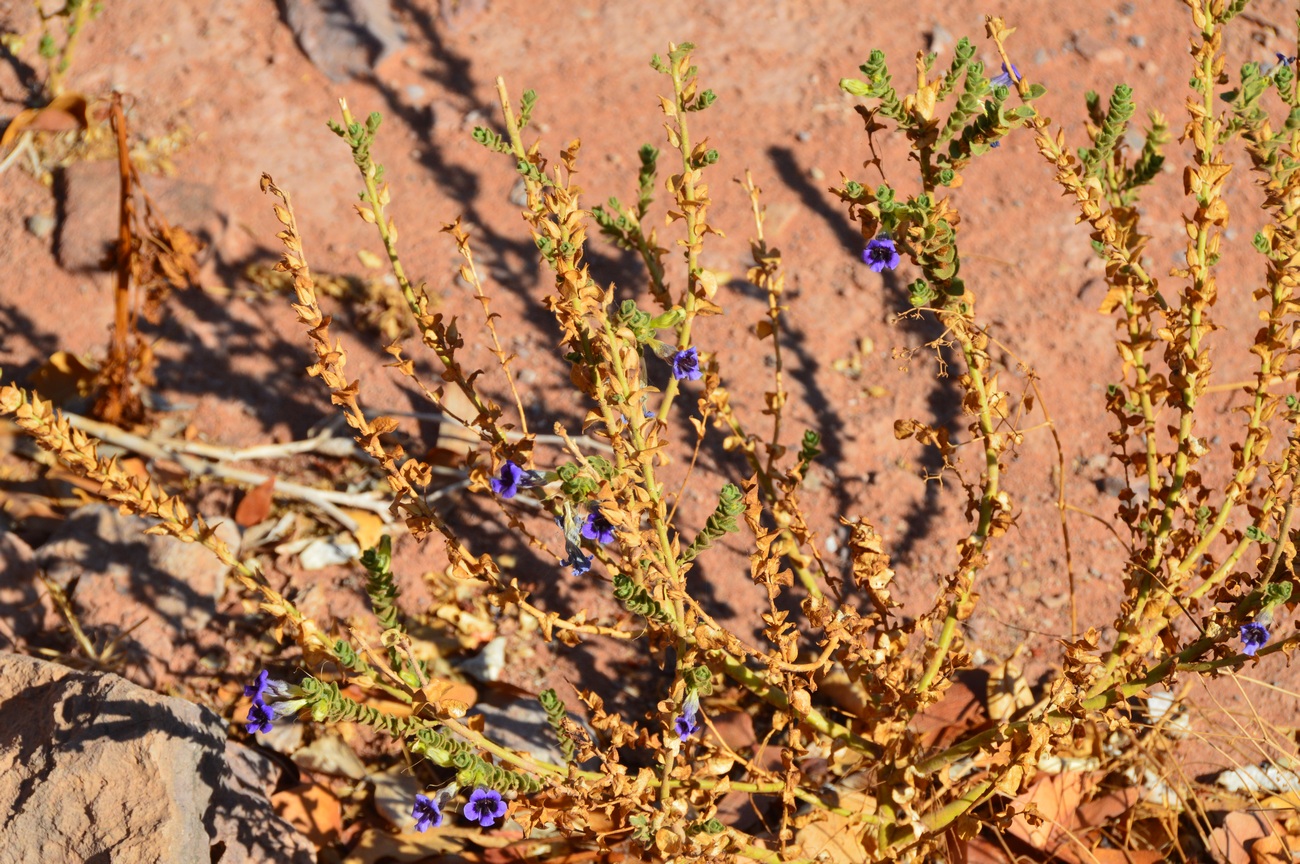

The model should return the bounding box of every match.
[674,689,702,742]
[671,347,703,382]
[863,236,900,273]
[1277,52,1296,67]
[463,787,508,828]
[991,62,1020,89]
[244,669,270,702]
[245,699,275,735]
[581,511,616,545]
[489,460,526,498]
[1240,621,1270,656]
[565,547,593,576]
[412,793,444,832]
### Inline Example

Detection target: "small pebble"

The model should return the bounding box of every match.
[26,214,55,239]
[1129,34,1146,49]
[508,177,528,207]
[809,166,825,180]
[928,23,954,56]
[796,130,811,143]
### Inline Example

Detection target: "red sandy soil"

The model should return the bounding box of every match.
[2,0,1298,781]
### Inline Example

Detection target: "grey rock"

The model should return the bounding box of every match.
[458,635,506,683]
[0,652,312,864]
[927,23,953,56]
[25,213,55,240]
[281,0,406,82]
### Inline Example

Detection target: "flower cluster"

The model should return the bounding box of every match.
[412,786,508,832]
[243,670,306,735]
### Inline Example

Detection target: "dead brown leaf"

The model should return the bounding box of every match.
[962,836,1012,864]
[911,675,987,749]
[344,508,386,551]
[1008,770,1099,856]
[1211,810,1287,864]
[30,351,98,406]
[271,780,342,847]
[0,92,89,149]
[235,476,275,527]
[793,791,874,862]
[1074,786,1140,828]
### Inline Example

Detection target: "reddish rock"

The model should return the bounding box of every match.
[0,652,312,864]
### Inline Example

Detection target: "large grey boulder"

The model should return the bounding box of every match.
[0,652,313,864]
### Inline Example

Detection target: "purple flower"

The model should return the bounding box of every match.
[490,460,526,498]
[565,547,593,576]
[670,347,702,382]
[412,793,444,832]
[991,62,1020,89]
[463,787,508,828]
[245,699,275,735]
[581,511,616,545]
[863,236,900,273]
[244,669,270,702]
[674,690,701,742]
[1277,53,1296,67]
[1240,621,1270,656]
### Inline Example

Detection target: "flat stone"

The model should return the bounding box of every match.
[0,652,313,864]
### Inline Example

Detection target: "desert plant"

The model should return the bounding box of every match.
[6,1,1300,861]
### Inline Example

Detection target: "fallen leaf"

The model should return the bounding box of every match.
[1210,810,1273,864]
[235,476,275,526]
[272,781,342,847]
[343,826,467,863]
[1251,832,1300,864]
[911,675,987,749]
[962,836,1012,864]
[1008,771,1099,854]
[29,350,98,405]
[793,791,874,862]
[345,508,386,550]
[1088,850,1166,864]
[0,92,89,149]
[1075,786,1140,828]
[291,731,367,779]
